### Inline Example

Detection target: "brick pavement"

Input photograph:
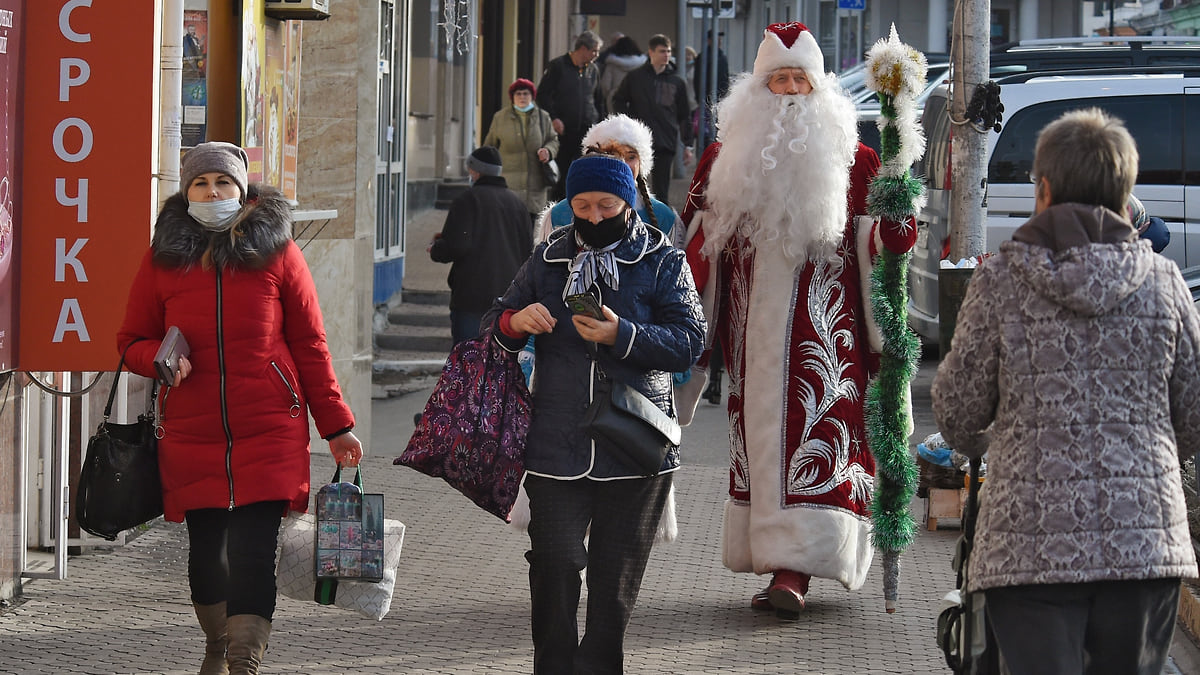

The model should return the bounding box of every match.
[3,363,1199,673]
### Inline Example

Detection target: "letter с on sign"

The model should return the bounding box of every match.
[19,0,156,371]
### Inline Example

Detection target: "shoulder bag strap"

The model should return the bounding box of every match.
[104,338,147,420]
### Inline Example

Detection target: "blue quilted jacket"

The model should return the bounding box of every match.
[485,217,705,479]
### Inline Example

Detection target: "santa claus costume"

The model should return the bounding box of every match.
[680,22,916,614]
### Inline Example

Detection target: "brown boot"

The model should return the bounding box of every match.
[193,602,229,675]
[225,614,271,675]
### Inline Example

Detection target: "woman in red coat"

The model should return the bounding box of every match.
[117,142,362,675]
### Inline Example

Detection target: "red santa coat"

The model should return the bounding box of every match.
[682,141,915,589]
[117,187,354,522]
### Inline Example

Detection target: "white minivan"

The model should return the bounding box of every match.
[908,67,1200,344]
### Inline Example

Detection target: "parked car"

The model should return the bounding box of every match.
[857,36,1200,155]
[907,65,1200,345]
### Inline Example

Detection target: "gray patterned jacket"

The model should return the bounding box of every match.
[932,202,1200,592]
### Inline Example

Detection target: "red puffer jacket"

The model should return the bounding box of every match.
[117,185,354,522]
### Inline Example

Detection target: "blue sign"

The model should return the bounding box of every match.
[838,0,865,10]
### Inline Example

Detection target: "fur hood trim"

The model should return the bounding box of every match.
[152,184,293,270]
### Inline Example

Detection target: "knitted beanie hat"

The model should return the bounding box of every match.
[566,155,637,207]
[509,78,537,99]
[752,22,825,79]
[180,141,249,199]
[581,114,655,180]
[466,146,503,177]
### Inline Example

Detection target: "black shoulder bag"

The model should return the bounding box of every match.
[76,339,164,541]
[579,344,681,476]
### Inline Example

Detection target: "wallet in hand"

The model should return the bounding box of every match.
[154,326,190,385]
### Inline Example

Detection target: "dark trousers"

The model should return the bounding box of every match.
[450,309,485,346]
[552,136,584,202]
[525,473,672,675]
[185,500,287,619]
[650,149,675,204]
[984,578,1180,675]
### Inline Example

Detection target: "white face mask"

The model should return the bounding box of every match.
[188,197,242,231]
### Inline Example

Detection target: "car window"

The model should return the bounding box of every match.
[989,94,1184,186]
[922,93,953,191]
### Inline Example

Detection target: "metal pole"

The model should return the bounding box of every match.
[834,9,842,72]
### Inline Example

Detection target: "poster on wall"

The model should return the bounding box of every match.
[242,1,297,198]
[181,9,208,148]
[282,20,301,201]
[263,18,284,190]
[0,0,22,372]
[242,0,265,182]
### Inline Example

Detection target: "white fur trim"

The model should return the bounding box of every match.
[720,241,874,589]
[581,115,655,179]
[674,364,708,427]
[855,215,885,353]
[753,26,826,79]
[535,202,556,243]
[507,478,679,544]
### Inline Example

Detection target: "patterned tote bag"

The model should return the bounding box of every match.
[394,328,531,521]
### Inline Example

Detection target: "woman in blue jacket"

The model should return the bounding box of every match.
[486,155,705,673]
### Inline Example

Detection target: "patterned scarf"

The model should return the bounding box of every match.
[563,233,621,301]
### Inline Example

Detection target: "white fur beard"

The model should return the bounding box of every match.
[702,74,859,265]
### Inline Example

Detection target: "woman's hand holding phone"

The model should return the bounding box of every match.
[572,305,619,345]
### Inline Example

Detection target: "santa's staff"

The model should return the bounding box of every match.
[863,26,927,613]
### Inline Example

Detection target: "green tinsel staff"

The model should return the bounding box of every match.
[863,25,927,613]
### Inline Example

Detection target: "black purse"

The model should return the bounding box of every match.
[76,339,164,541]
[580,362,681,477]
[540,159,560,186]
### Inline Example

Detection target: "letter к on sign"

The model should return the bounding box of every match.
[19,0,156,371]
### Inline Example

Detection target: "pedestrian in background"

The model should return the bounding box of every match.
[612,34,693,204]
[537,31,603,202]
[693,29,730,142]
[484,78,560,219]
[932,107,1200,674]
[429,146,534,345]
[596,36,645,118]
[117,141,362,675]
[485,155,705,673]
[536,114,683,246]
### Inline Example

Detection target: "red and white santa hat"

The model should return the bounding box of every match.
[752,22,826,79]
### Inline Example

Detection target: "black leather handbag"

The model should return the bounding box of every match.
[581,366,681,477]
[76,339,164,541]
[540,159,560,186]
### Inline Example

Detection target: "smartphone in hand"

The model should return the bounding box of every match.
[565,293,604,320]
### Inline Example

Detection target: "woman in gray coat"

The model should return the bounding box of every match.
[932,108,1200,674]
[484,78,559,217]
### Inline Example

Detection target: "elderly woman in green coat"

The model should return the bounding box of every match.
[484,78,559,218]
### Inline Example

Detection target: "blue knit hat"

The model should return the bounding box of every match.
[566,155,637,207]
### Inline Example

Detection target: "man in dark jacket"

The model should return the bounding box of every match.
[429,146,533,344]
[694,30,730,142]
[536,31,603,201]
[612,34,694,204]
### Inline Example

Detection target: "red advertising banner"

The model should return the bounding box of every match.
[0,0,22,372]
[18,1,155,371]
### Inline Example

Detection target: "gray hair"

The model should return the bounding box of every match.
[1032,108,1138,214]
[574,30,602,52]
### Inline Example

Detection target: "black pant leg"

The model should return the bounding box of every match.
[574,473,673,675]
[553,139,583,202]
[650,150,675,204]
[525,476,593,675]
[226,500,286,619]
[185,508,230,606]
[1082,578,1180,675]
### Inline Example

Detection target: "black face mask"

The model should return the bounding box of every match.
[574,210,630,249]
